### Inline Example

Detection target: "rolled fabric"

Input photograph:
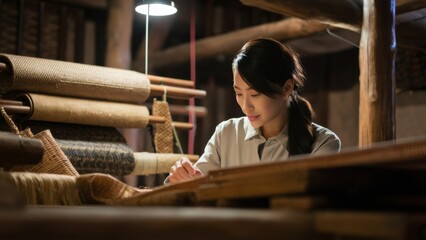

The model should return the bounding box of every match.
[57,139,136,176]
[0,131,44,166]
[20,120,127,143]
[132,152,199,175]
[10,93,150,128]
[0,53,150,103]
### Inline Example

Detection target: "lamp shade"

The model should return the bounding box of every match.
[135,0,177,16]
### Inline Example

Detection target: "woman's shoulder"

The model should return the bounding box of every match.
[312,123,339,138]
[311,123,341,153]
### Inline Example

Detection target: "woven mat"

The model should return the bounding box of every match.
[7,93,150,128]
[0,53,150,103]
[152,100,173,153]
[76,173,150,204]
[57,140,135,176]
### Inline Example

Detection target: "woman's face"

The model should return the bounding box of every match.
[233,71,289,137]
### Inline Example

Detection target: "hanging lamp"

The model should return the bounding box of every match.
[135,0,177,16]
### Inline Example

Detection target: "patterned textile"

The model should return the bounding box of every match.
[152,100,173,153]
[20,120,127,143]
[57,140,135,176]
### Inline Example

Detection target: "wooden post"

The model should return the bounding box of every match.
[105,0,133,69]
[358,0,396,146]
[104,0,138,186]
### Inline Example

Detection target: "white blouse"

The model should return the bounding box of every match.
[194,117,341,174]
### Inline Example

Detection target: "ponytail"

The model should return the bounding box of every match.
[288,94,315,156]
[232,38,315,155]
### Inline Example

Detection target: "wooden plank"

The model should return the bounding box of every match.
[0,206,321,240]
[271,196,328,210]
[196,168,426,201]
[271,195,426,211]
[207,136,426,182]
[315,211,426,240]
[358,0,396,145]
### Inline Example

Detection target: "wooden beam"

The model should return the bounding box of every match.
[239,0,426,51]
[396,0,426,14]
[358,0,396,145]
[240,0,363,31]
[146,18,329,71]
[48,0,107,9]
[240,0,425,31]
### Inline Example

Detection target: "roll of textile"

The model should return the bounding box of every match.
[132,152,199,175]
[12,121,136,176]
[0,131,44,166]
[9,93,150,128]
[57,139,136,176]
[0,53,150,103]
[57,140,200,176]
[20,120,127,143]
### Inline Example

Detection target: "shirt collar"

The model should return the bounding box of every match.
[243,117,289,146]
[243,117,260,140]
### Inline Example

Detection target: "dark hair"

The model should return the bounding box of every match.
[232,38,315,156]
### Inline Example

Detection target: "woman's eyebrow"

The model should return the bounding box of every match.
[233,85,253,90]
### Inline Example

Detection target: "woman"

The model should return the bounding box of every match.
[167,38,341,184]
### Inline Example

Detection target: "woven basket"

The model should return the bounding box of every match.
[1,107,79,176]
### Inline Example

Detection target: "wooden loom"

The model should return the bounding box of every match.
[1,0,426,240]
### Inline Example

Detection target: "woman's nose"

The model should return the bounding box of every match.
[242,96,253,111]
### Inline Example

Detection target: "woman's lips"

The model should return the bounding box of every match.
[247,115,259,121]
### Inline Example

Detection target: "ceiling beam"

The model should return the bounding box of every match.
[240,0,426,31]
[48,0,107,9]
[239,0,426,51]
[146,18,330,71]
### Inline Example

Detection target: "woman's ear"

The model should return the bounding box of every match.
[283,79,295,98]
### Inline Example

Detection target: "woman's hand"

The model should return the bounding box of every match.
[168,157,202,184]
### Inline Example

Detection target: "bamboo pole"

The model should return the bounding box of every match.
[145,103,207,117]
[148,74,194,88]
[150,84,206,99]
